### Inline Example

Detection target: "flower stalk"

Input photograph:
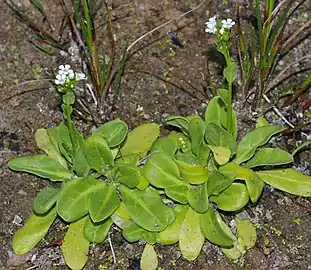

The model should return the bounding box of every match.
[205,16,236,134]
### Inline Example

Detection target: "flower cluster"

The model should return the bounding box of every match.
[205,16,235,66]
[205,16,235,35]
[54,64,86,90]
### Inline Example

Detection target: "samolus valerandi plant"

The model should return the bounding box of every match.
[9,22,311,270]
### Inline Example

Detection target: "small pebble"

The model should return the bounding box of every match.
[12,215,23,226]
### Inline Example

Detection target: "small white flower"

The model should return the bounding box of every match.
[205,16,217,34]
[219,27,225,35]
[59,64,72,75]
[68,72,75,79]
[76,72,86,81]
[221,18,235,29]
[55,73,66,85]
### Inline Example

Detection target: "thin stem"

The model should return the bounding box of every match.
[227,81,233,134]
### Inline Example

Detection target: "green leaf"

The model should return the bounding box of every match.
[219,163,264,203]
[9,155,72,181]
[223,62,237,83]
[175,160,209,185]
[233,125,283,164]
[116,154,140,165]
[143,153,182,188]
[256,117,270,128]
[150,137,178,158]
[63,92,75,105]
[245,148,293,168]
[197,142,211,166]
[122,222,144,242]
[89,184,120,222]
[84,216,113,243]
[246,173,265,203]
[210,183,249,211]
[175,150,199,164]
[204,97,237,139]
[188,118,206,155]
[116,164,140,188]
[208,145,231,165]
[47,122,72,163]
[168,133,191,152]
[205,123,237,155]
[73,146,90,177]
[204,96,226,127]
[217,89,229,105]
[62,217,89,270]
[179,208,204,261]
[33,187,60,215]
[93,119,128,147]
[187,183,209,213]
[137,168,149,190]
[164,116,189,135]
[142,231,157,245]
[157,205,188,245]
[236,218,257,254]
[206,170,234,196]
[256,169,311,196]
[83,135,113,172]
[12,208,56,255]
[165,184,188,204]
[141,243,158,270]
[222,244,242,260]
[121,123,160,158]
[35,128,68,169]
[200,208,235,247]
[219,162,253,181]
[111,203,132,229]
[57,178,102,222]
[120,186,175,232]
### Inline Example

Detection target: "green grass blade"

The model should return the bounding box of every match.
[30,39,55,55]
[113,41,129,104]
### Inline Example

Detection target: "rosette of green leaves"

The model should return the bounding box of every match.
[140,95,311,261]
[9,119,178,269]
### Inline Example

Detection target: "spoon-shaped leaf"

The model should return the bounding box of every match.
[9,155,72,181]
[120,186,175,232]
[12,208,56,255]
[187,183,209,213]
[141,243,158,270]
[210,183,249,211]
[57,178,103,222]
[33,187,60,215]
[62,217,89,270]
[35,128,68,169]
[233,125,283,164]
[150,137,178,158]
[245,148,293,168]
[189,118,206,155]
[256,169,311,196]
[93,119,128,147]
[121,123,160,158]
[89,184,120,222]
[206,170,234,196]
[200,207,235,247]
[143,153,182,188]
[84,216,113,243]
[165,184,188,204]
[83,135,113,172]
[179,208,204,261]
[157,205,188,245]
